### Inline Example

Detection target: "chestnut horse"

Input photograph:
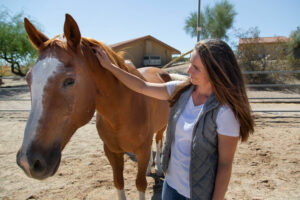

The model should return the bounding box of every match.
[16,14,171,200]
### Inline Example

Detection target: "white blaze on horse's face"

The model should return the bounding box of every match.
[22,57,62,154]
[17,14,99,181]
[17,47,97,179]
[17,57,62,179]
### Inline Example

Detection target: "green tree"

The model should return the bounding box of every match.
[288,26,300,59]
[184,0,236,40]
[0,9,38,76]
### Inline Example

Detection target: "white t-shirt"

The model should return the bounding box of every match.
[165,81,240,198]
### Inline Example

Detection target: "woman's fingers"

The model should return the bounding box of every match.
[99,50,106,58]
[92,47,104,60]
[93,46,102,55]
[93,47,107,59]
[92,46,113,69]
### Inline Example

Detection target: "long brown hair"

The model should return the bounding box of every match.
[169,39,254,142]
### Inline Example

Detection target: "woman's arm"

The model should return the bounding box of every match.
[93,47,170,100]
[212,134,239,200]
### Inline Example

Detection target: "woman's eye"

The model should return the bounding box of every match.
[62,78,75,88]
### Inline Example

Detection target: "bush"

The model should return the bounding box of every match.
[234,27,294,86]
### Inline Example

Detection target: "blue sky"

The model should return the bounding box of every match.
[1,0,299,54]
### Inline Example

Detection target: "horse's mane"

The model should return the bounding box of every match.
[81,37,130,72]
[44,35,128,71]
[43,35,146,80]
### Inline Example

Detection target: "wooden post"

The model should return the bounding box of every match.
[197,0,201,42]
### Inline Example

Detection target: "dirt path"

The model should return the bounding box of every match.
[0,78,299,200]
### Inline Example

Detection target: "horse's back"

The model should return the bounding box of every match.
[125,60,171,83]
[138,67,171,83]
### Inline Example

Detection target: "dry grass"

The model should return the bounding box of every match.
[0,65,13,77]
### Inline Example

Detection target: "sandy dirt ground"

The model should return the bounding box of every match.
[0,75,299,200]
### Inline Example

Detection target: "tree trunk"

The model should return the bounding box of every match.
[1,53,26,77]
[10,62,26,77]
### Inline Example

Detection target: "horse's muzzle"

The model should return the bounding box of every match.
[16,143,61,180]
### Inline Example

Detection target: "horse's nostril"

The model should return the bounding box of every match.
[33,159,44,172]
[31,153,47,176]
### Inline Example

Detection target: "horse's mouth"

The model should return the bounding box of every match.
[16,145,62,180]
[51,154,61,176]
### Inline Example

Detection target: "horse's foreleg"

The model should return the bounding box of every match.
[154,126,166,176]
[103,144,126,200]
[135,146,152,200]
[146,149,153,176]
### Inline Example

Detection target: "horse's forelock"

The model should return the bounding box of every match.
[46,35,67,47]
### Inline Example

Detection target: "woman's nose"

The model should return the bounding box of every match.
[187,65,193,74]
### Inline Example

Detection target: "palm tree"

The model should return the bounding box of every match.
[184,0,236,40]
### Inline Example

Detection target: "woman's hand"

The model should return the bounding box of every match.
[93,46,114,70]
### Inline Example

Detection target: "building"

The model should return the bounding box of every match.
[238,36,289,60]
[110,35,181,68]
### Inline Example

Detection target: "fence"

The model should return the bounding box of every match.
[245,69,300,113]
[1,69,300,113]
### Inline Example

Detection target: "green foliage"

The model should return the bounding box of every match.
[184,12,207,39]
[172,56,190,62]
[288,26,300,59]
[0,9,38,76]
[287,27,300,79]
[184,0,236,40]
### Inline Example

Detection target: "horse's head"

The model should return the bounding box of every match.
[16,14,97,180]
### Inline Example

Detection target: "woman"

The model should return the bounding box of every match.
[93,39,254,200]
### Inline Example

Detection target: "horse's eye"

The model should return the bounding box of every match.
[63,78,75,88]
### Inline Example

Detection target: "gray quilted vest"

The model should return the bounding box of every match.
[161,85,221,200]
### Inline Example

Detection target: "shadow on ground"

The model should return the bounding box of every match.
[125,151,164,200]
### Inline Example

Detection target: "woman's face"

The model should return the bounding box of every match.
[187,50,211,86]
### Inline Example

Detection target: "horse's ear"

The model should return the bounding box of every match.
[64,14,81,49]
[24,18,49,49]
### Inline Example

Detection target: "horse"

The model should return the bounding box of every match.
[16,14,172,200]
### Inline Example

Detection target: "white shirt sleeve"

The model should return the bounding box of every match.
[216,105,240,137]
[165,80,184,96]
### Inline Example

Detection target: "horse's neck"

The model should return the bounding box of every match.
[93,67,137,124]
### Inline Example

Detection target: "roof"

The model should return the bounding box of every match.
[110,35,181,54]
[239,36,289,45]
